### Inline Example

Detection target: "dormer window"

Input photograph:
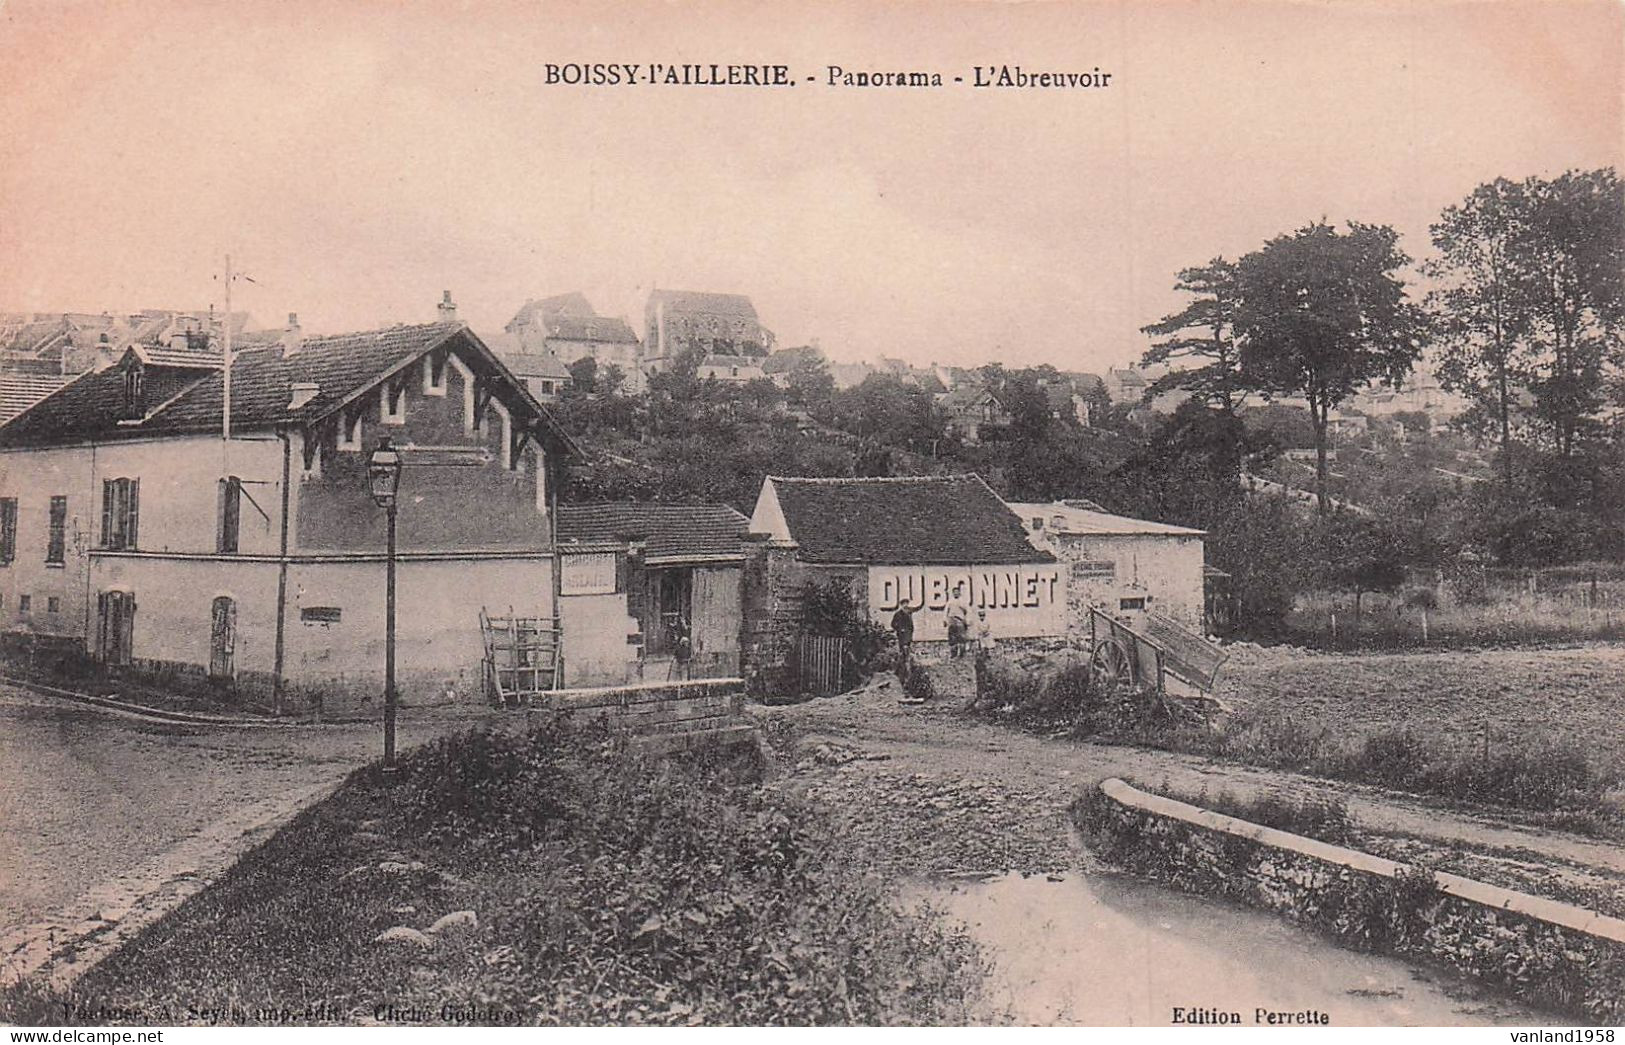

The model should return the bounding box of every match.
[121,363,144,418]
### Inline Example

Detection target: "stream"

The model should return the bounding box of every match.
[921,870,1550,1026]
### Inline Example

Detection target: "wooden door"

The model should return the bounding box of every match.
[97,591,135,667]
[209,596,237,679]
[691,566,741,674]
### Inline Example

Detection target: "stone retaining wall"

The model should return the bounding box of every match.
[1081,777,1625,1022]
[519,677,746,737]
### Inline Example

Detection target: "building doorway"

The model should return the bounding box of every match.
[209,596,237,680]
[96,590,135,668]
[644,568,693,657]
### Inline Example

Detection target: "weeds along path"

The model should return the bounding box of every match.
[757,682,1625,880]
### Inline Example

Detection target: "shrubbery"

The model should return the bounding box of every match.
[4,726,991,1026]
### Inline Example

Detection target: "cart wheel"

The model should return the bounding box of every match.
[1090,638,1134,687]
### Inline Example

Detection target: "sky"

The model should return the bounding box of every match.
[1,0,1620,372]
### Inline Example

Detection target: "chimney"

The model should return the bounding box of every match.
[438,290,457,322]
[287,380,320,411]
[169,327,191,351]
[281,312,303,357]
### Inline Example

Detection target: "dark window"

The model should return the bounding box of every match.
[1119,597,1146,611]
[0,498,15,563]
[218,478,241,554]
[46,596,60,614]
[46,496,67,564]
[18,594,31,613]
[100,478,140,550]
[122,364,144,417]
[300,606,342,624]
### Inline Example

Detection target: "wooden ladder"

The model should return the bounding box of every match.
[480,605,562,706]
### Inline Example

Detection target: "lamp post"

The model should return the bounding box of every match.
[367,436,403,771]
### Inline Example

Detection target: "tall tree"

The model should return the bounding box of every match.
[1513,169,1624,464]
[1424,178,1533,488]
[1141,257,1246,415]
[1235,221,1426,514]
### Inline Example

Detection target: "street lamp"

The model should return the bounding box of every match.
[367,436,403,771]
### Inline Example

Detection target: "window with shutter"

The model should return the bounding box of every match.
[101,478,140,550]
[0,498,16,563]
[218,478,241,553]
[46,496,66,564]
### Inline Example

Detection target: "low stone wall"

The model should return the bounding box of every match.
[522,677,746,737]
[1080,778,1625,1022]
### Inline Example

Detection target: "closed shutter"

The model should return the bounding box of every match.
[95,592,108,661]
[218,479,241,553]
[0,499,16,563]
[101,480,114,547]
[126,480,139,549]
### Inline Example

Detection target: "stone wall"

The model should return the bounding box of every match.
[521,676,744,735]
[1080,778,1625,1022]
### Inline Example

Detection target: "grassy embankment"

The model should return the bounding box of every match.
[0,725,989,1027]
[977,649,1625,837]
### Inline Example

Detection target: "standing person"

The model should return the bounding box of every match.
[969,608,996,709]
[945,591,971,658]
[890,601,917,677]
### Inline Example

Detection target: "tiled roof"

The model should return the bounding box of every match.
[531,292,593,317]
[649,290,759,320]
[700,354,765,369]
[1007,501,1205,537]
[1063,371,1107,395]
[0,322,579,457]
[761,346,825,375]
[0,372,69,423]
[544,314,639,344]
[940,385,997,412]
[768,474,1052,565]
[0,318,71,359]
[557,503,749,562]
[501,351,574,380]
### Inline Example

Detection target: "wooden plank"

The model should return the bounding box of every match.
[1143,611,1227,690]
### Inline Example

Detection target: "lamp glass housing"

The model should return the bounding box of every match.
[367,438,403,508]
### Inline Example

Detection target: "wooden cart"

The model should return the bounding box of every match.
[1087,606,1228,699]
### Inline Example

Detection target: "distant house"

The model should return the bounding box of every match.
[1010,500,1207,632]
[501,350,574,402]
[555,502,749,685]
[501,293,644,394]
[745,474,1063,648]
[697,354,767,384]
[1103,367,1149,404]
[0,309,253,422]
[0,297,579,714]
[644,290,773,372]
[1039,380,1092,426]
[828,361,876,390]
[940,385,1010,445]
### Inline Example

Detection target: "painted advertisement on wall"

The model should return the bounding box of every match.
[868,563,1066,639]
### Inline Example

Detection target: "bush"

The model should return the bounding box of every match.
[396,725,576,856]
[6,724,991,1026]
[1195,787,1356,847]
[800,580,892,686]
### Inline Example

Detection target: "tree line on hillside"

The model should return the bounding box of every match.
[549,167,1621,636]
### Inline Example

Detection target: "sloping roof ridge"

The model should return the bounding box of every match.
[768,473,981,485]
[0,368,92,430]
